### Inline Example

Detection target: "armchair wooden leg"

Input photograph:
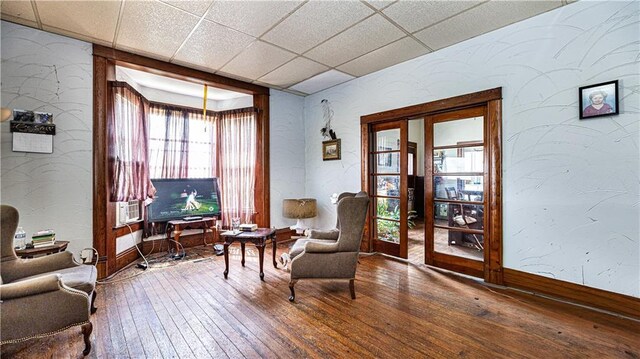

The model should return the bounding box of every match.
[349,279,356,299]
[81,322,93,356]
[90,290,98,314]
[288,280,297,302]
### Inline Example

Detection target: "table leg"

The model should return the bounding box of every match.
[272,233,278,268]
[241,242,246,267]
[223,242,230,279]
[173,229,182,255]
[257,241,265,281]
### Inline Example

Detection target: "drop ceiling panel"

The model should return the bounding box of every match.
[162,0,213,16]
[305,14,404,67]
[365,1,396,10]
[262,0,374,54]
[289,70,354,95]
[338,37,429,77]
[116,1,199,59]
[414,0,563,51]
[206,0,303,37]
[173,19,256,71]
[1,1,37,27]
[220,41,296,80]
[37,1,121,44]
[383,1,482,33]
[258,57,328,88]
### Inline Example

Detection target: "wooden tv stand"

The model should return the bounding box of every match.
[166,217,217,255]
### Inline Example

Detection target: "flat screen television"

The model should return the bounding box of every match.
[148,178,221,222]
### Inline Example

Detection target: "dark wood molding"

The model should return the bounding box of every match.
[361,87,502,125]
[360,124,372,252]
[92,45,268,95]
[92,56,110,279]
[503,268,640,320]
[486,99,503,285]
[254,93,270,228]
[115,245,140,272]
[93,45,271,279]
[113,221,144,238]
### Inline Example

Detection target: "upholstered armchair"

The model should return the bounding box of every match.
[0,205,96,355]
[288,191,369,301]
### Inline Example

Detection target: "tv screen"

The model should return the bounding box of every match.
[148,178,221,222]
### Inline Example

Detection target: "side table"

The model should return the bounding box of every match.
[15,241,69,259]
[220,228,277,281]
[166,217,217,255]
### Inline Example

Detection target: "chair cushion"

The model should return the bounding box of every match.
[290,238,336,259]
[13,265,97,295]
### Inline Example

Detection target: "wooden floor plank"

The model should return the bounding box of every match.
[2,244,639,359]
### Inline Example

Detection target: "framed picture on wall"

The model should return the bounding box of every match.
[322,139,341,161]
[579,80,619,119]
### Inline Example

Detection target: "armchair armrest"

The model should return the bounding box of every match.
[0,274,62,300]
[308,229,339,240]
[2,251,78,283]
[304,241,339,253]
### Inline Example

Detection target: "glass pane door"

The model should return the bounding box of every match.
[370,121,408,258]
[426,107,486,276]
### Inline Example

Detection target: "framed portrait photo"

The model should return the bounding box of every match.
[579,80,619,119]
[322,139,341,161]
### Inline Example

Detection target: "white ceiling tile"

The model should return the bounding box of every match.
[258,57,328,88]
[206,0,303,37]
[37,1,121,44]
[337,37,429,77]
[305,14,404,67]
[1,1,37,27]
[365,1,396,10]
[173,19,256,71]
[116,1,200,59]
[383,0,482,33]
[220,41,296,80]
[289,70,354,94]
[162,0,213,16]
[414,0,563,51]
[262,0,374,54]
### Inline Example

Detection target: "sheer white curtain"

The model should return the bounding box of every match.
[216,108,258,226]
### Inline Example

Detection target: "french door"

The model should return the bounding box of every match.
[425,106,488,277]
[369,121,408,258]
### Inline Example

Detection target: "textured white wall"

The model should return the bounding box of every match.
[1,21,93,258]
[270,90,306,228]
[303,1,639,297]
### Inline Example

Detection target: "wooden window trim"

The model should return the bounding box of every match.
[93,45,270,279]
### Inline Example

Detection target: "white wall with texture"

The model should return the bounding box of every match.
[302,1,639,297]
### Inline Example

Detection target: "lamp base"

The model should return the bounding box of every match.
[289,219,306,235]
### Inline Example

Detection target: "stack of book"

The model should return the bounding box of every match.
[32,229,56,248]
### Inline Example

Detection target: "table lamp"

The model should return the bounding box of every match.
[283,198,317,234]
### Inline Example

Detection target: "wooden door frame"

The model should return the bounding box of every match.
[360,88,503,285]
[93,45,270,279]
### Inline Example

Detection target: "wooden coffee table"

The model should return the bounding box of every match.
[15,241,69,259]
[220,228,277,281]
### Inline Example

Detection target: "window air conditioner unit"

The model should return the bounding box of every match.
[117,200,141,225]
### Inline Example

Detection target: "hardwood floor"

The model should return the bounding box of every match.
[2,243,639,358]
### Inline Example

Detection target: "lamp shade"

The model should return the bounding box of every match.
[283,198,317,219]
[0,108,11,122]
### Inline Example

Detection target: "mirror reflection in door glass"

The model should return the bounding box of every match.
[376,175,400,196]
[434,227,483,260]
[376,129,400,151]
[377,219,399,244]
[433,146,483,173]
[434,176,483,201]
[376,153,400,173]
[433,117,483,147]
[377,197,400,220]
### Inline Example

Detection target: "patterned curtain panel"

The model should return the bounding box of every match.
[108,82,155,202]
[216,108,258,226]
[148,104,216,179]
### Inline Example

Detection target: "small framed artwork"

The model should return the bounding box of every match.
[322,139,341,161]
[579,80,619,119]
[34,111,53,124]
